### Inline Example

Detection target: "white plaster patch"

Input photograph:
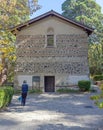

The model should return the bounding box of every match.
[68,75,90,85]
[17,75,32,86]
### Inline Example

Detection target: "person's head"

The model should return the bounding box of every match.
[23,80,27,83]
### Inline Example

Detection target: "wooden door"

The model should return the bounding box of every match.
[44,76,55,92]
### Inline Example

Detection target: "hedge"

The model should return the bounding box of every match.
[93,75,103,81]
[0,86,14,109]
[78,80,91,91]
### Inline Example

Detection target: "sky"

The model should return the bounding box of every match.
[32,0,103,18]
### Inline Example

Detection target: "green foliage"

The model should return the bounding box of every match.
[29,89,42,94]
[62,0,103,75]
[57,88,79,93]
[90,95,100,100]
[98,102,103,108]
[93,75,103,81]
[89,43,103,75]
[6,87,14,105]
[0,86,14,109]
[90,91,103,108]
[14,89,21,94]
[62,0,102,27]
[0,89,7,109]
[78,80,91,91]
[0,0,40,84]
[100,83,103,90]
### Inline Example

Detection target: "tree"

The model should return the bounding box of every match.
[0,0,40,85]
[62,0,102,25]
[62,0,103,75]
[88,43,103,75]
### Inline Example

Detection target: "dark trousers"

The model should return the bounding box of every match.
[21,93,27,106]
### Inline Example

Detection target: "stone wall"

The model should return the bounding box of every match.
[16,34,88,57]
[16,34,89,75]
[15,75,89,90]
[16,61,89,75]
[15,33,89,89]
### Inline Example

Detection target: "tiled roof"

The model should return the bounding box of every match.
[11,10,94,35]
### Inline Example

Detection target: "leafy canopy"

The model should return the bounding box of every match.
[62,0,103,43]
[0,0,40,83]
[62,0,103,75]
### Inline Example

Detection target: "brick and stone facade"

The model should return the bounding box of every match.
[13,10,93,92]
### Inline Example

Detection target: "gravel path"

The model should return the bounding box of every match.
[0,89,103,130]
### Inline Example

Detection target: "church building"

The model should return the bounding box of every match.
[12,10,93,92]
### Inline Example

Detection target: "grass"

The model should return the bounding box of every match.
[56,88,80,93]
[29,89,42,94]
[14,90,21,94]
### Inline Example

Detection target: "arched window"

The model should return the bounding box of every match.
[46,27,54,47]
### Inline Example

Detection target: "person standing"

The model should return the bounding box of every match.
[21,80,28,106]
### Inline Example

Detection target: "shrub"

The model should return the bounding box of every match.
[90,95,100,100]
[90,92,103,108]
[78,80,91,91]
[93,75,103,81]
[100,83,103,90]
[6,87,14,105]
[0,89,7,109]
[0,86,14,109]
[14,89,21,94]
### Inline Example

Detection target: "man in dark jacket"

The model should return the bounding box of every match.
[21,80,28,106]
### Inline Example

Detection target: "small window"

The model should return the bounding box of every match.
[47,35,54,47]
[32,76,40,89]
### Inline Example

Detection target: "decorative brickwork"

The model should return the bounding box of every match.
[17,34,88,57]
[16,62,89,75]
[16,34,89,75]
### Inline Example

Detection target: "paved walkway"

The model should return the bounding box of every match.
[0,89,103,130]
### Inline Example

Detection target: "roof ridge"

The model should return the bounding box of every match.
[11,10,94,35]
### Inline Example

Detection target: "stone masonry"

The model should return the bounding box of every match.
[14,11,93,90]
[15,33,89,90]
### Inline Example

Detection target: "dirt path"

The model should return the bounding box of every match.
[0,92,103,130]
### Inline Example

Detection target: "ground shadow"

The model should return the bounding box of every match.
[2,92,103,129]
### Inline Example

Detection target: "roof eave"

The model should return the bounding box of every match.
[11,10,94,35]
